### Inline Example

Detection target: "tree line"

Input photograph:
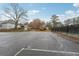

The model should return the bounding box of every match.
[47,15,79,33]
[1,3,79,32]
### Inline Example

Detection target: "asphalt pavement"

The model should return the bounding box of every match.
[0,32,79,56]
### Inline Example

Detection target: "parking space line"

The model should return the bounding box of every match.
[23,48,79,55]
[49,33,63,49]
[14,48,24,56]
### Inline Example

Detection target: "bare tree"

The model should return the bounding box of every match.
[64,19,72,26]
[64,17,79,26]
[3,3,28,29]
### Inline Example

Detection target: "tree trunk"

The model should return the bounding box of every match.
[15,20,18,29]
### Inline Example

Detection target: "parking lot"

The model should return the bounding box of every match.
[0,32,79,56]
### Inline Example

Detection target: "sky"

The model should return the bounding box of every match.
[0,3,79,23]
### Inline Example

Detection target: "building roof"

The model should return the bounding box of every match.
[1,20,15,24]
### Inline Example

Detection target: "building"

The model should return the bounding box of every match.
[0,20,22,29]
[0,20,15,29]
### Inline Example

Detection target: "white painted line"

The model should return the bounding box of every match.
[14,48,24,56]
[55,38,63,48]
[50,33,63,49]
[24,48,79,55]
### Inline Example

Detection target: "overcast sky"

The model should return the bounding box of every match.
[0,3,79,23]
